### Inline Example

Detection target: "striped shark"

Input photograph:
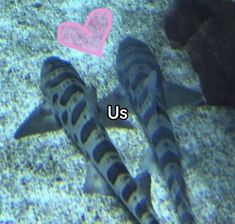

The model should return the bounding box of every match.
[116,37,198,224]
[14,56,160,224]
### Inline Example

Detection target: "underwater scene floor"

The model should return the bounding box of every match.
[0,0,234,223]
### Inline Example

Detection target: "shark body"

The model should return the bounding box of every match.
[116,37,196,224]
[15,56,160,224]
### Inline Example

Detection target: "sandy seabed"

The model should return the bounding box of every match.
[0,0,234,223]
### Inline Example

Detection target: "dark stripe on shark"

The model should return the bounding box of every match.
[117,48,154,66]
[92,140,118,163]
[135,198,148,219]
[44,72,76,89]
[60,84,84,106]
[61,110,68,125]
[174,190,195,223]
[143,104,169,126]
[107,161,129,185]
[80,118,97,143]
[138,88,149,108]
[54,113,61,126]
[174,189,184,207]
[122,58,160,76]
[123,45,153,56]
[43,61,67,75]
[167,171,185,191]
[131,72,148,91]
[71,99,86,126]
[159,149,181,170]
[151,126,176,148]
[117,38,153,59]
[52,93,58,105]
[42,57,76,74]
[118,37,148,49]
[122,179,137,202]
[142,106,154,126]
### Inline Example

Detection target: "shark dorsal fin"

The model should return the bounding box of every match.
[97,87,133,129]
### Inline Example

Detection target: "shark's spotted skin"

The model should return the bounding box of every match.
[116,37,195,224]
[15,56,160,224]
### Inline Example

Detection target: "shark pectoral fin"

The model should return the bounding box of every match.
[14,101,62,139]
[83,164,113,196]
[97,107,134,129]
[134,171,154,210]
[163,80,206,109]
[97,87,134,129]
[86,85,133,129]
[99,87,133,113]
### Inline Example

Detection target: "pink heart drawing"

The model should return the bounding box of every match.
[57,8,112,57]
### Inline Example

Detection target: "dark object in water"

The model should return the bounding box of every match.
[164,0,211,48]
[164,0,235,107]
